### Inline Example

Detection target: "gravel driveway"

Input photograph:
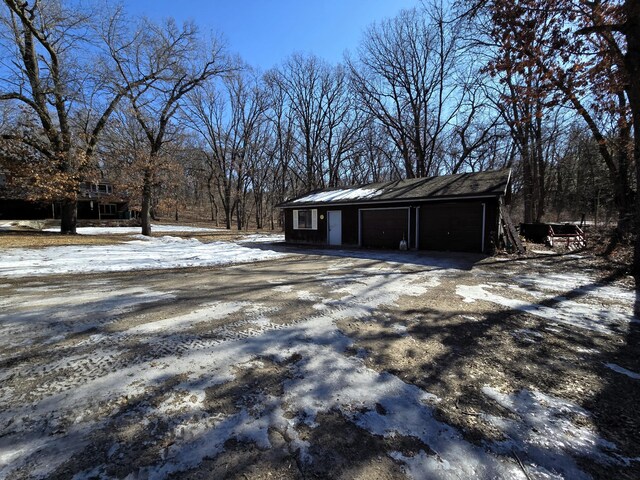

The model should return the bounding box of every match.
[0,248,638,479]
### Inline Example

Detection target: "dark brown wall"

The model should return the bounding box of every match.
[0,199,52,219]
[283,198,501,253]
[284,207,328,244]
[340,207,359,245]
[484,199,500,252]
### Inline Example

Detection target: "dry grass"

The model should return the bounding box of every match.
[0,226,279,249]
[0,230,131,249]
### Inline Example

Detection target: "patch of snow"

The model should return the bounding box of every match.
[273,285,293,293]
[391,323,408,335]
[544,325,563,333]
[510,272,636,304]
[127,302,248,335]
[292,187,383,204]
[297,290,321,302]
[511,328,544,343]
[0,263,447,478]
[0,237,288,277]
[456,284,633,335]
[0,287,175,349]
[237,233,285,243]
[481,386,621,478]
[604,363,640,380]
[286,340,520,479]
[576,347,600,355]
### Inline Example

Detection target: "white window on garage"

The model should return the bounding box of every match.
[292,209,318,230]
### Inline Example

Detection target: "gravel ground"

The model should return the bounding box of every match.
[0,246,638,479]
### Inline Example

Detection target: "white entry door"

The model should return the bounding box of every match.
[328,210,342,245]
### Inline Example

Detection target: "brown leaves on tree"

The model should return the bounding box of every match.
[0,139,97,202]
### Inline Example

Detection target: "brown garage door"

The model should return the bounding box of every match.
[419,202,483,252]
[361,208,409,249]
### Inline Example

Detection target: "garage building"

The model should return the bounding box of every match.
[278,169,511,254]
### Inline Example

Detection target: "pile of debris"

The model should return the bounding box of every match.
[520,222,586,250]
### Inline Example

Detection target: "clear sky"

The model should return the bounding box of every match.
[125,0,420,70]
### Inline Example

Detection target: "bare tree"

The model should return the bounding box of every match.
[347,119,401,184]
[110,17,229,235]
[321,65,365,187]
[445,77,503,174]
[263,70,296,227]
[348,4,462,178]
[185,68,267,229]
[468,0,640,269]
[275,53,339,190]
[0,0,137,233]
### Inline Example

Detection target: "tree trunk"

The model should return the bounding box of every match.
[625,0,640,276]
[207,178,219,225]
[236,200,243,230]
[209,195,218,225]
[534,116,546,223]
[611,174,634,235]
[60,199,77,234]
[522,152,534,224]
[224,194,232,230]
[255,191,263,229]
[141,169,152,236]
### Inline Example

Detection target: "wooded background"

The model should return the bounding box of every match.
[0,0,638,270]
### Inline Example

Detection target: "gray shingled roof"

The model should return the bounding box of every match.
[279,169,511,207]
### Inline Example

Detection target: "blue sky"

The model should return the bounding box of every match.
[125,0,420,70]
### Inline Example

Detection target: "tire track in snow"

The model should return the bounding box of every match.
[1,299,353,403]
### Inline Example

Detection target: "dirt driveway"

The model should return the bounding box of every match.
[0,248,638,479]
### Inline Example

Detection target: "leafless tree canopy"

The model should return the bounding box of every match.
[1,0,639,271]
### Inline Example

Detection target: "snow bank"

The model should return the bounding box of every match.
[0,236,288,277]
[237,233,285,243]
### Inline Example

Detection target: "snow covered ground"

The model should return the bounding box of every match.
[0,234,286,277]
[0,242,637,478]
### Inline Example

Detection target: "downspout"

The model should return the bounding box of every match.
[481,203,486,253]
[407,207,411,249]
[415,206,420,250]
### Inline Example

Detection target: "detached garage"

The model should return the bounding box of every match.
[279,169,511,254]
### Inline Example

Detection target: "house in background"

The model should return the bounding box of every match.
[278,169,511,254]
[76,181,131,220]
[0,175,132,221]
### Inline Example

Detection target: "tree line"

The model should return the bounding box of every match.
[0,0,638,271]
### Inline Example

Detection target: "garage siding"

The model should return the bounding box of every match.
[284,207,328,244]
[284,198,500,253]
[360,208,409,249]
